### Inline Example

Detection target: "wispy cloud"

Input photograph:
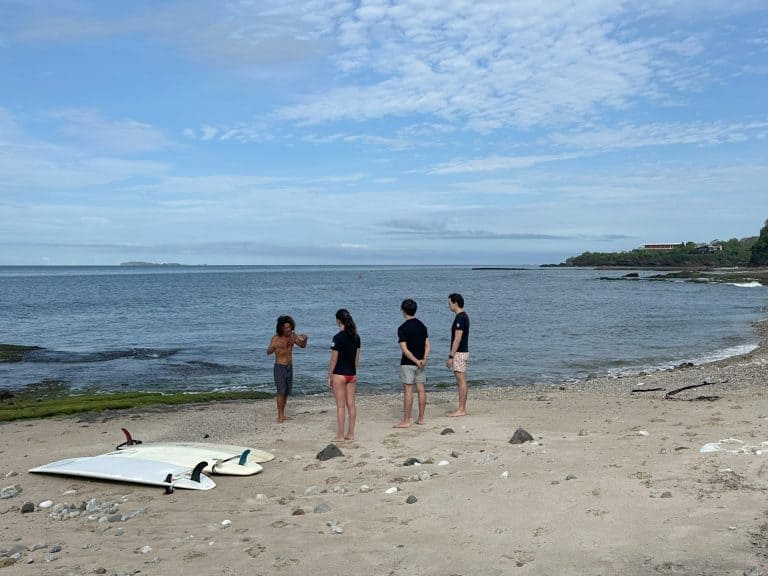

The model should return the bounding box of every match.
[49,108,172,154]
[428,154,584,175]
[549,121,768,151]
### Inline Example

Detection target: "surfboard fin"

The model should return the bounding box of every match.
[238,449,251,466]
[164,473,174,494]
[116,427,143,449]
[190,461,208,483]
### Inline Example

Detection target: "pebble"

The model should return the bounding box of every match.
[501,471,509,479]
[313,501,331,514]
[637,431,650,436]
[359,485,372,493]
[406,495,418,504]
[221,519,232,527]
[20,501,35,513]
[478,453,497,464]
[660,491,672,498]
[441,428,455,435]
[39,500,53,509]
[385,487,399,494]
[0,484,22,499]
[138,545,152,554]
[43,553,58,563]
[437,460,450,466]
[565,474,577,481]
[327,521,344,534]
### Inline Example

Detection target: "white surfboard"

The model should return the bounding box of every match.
[29,455,216,491]
[117,428,275,464]
[106,445,263,476]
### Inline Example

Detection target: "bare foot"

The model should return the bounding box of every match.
[415,419,425,425]
[332,437,346,442]
[446,410,467,417]
[393,422,410,428]
[344,434,355,441]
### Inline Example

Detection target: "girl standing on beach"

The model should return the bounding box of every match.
[328,309,361,441]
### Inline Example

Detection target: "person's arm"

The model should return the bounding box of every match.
[421,337,431,368]
[446,330,462,367]
[328,350,338,387]
[354,347,360,370]
[267,335,278,356]
[399,342,420,365]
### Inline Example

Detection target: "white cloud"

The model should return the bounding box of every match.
[428,154,583,175]
[49,109,171,154]
[549,121,768,151]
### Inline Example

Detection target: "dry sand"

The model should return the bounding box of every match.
[3,334,768,575]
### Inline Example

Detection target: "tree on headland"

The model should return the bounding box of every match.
[750,219,768,267]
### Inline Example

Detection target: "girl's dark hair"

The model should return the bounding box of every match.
[276,315,296,335]
[335,308,358,340]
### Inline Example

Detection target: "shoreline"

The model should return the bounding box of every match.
[2,321,768,573]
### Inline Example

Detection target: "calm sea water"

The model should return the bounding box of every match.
[1,265,766,395]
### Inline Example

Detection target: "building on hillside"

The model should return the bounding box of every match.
[695,243,723,254]
[642,243,685,251]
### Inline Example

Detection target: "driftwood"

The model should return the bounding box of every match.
[631,387,666,393]
[665,381,717,400]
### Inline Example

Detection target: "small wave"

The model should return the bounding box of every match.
[605,343,759,378]
[22,347,181,364]
[727,281,764,288]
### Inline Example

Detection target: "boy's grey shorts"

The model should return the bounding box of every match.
[400,364,427,385]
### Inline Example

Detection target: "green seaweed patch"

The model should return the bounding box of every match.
[0,390,272,422]
[0,344,42,362]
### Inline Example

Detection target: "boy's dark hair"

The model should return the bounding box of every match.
[276,315,296,335]
[400,298,417,316]
[448,293,464,308]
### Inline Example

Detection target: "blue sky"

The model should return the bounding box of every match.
[1,0,766,265]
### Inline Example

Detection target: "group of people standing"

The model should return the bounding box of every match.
[266,293,469,441]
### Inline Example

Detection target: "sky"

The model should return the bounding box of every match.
[0,0,767,266]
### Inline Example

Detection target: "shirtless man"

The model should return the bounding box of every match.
[267,315,308,423]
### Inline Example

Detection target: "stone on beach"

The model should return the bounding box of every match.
[316,444,344,461]
[509,428,535,444]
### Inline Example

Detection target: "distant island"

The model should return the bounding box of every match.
[119,261,184,267]
[545,220,768,268]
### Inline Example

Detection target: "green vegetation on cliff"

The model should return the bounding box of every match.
[561,237,758,268]
[750,220,768,267]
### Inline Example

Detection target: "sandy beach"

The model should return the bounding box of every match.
[3,328,768,575]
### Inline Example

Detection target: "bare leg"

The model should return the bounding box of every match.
[345,379,357,440]
[331,376,347,441]
[447,371,468,417]
[415,382,426,424]
[276,394,288,423]
[395,384,413,428]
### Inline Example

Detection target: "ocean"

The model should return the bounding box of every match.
[1,265,766,395]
